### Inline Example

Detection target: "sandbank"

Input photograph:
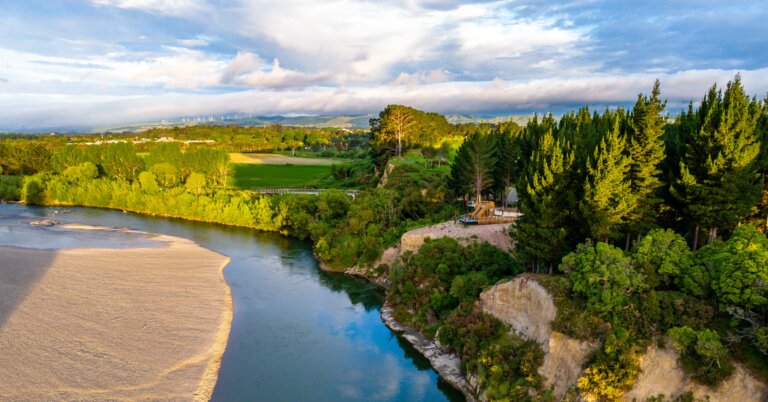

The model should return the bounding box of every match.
[0,226,232,401]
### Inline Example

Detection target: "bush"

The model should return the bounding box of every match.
[560,240,646,319]
[578,327,641,401]
[668,326,734,386]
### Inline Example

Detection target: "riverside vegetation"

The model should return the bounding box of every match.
[2,74,768,401]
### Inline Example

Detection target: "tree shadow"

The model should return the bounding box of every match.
[0,247,56,328]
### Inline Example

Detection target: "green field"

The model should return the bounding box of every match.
[229,163,333,189]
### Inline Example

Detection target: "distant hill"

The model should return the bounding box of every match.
[2,113,534,134]
[444,114,531,126]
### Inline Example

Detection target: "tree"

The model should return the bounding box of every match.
[372,105,416,157]
[138,171,160,193]
[494,127,517,208]
[668,326,734,385]
[704,224,768,311]
[515,129,577,270]
[62,162,99,181]
[101,143,143,181]
[450,129,497,203]
[145,143,183,171]
[185,172,206,196]
[673,75,763,247]
[581,115,636,243]
[633,228,693,289]
[149,163,181,188]
[625,80,667,245]
[560,240,646,318]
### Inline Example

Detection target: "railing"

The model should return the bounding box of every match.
[253,188,362,197]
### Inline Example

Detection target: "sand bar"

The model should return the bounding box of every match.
[0,227,232,401]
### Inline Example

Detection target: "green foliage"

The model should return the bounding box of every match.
[560,240,646,318]
[702,225,768,311]
[21,175,46,205]
[581,114,635,242]
[515,129,577,268]
[185,172,206,196]
[578,327,641,401]
[672,75,763,242]
[388,237,521,330]
[439,309,544,401]
[668,326,734,385]
[138,171,160,193]
[62,162,99,181]
[370,104,454,158]
[149,163,181,188]
[449,128,497,202]
[626,80,667,236]
[101,143,144,181]
[634,229,693,289]
[0,175,22,201]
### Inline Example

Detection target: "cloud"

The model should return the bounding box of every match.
[178,37,209,47]
[90,0,206,16]
[393,69,453,87]
[2,67,766,130]
[223,59,332,89]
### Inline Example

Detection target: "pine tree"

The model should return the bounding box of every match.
[450,129,497,203]
[625,80,667,246]
[494,127,517,208]
[581,114,636,243]
[515,129,576,271]
[672,75,763,246]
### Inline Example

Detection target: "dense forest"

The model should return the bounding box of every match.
[2,74,768,401]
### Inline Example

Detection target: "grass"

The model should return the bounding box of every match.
[228,163,333,189]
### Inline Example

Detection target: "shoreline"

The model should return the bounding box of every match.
[8,202,472,400]
[381,306,478,402]
[0,224,233,401]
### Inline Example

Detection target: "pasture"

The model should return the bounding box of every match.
[228,163,333,189]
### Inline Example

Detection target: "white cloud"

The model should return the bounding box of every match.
[91,0,207,15]
[3,67,766,129]
[178,37,209,47]
[224,59,332,89]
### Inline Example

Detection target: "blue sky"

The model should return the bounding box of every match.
[0,0,766,129]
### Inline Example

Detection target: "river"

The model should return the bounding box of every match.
[0,204,464,402]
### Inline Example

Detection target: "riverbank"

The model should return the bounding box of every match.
[0,224,232,401]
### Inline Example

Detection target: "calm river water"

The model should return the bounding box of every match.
[0,204,464,402]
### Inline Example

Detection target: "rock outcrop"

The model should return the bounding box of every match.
[625,343,767,402]
[478,275,768,401]
[478,276,597,398]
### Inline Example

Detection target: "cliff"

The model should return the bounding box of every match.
[479,275,768,401]
[479,276,597,398]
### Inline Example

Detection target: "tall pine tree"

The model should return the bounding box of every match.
[450,129,497,203]
[515,129,577,272]
[625,80,667,247]
[581,113,636,243]
[672,75,763,247]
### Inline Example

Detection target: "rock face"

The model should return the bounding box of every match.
[479,275,768,402]
[625,343,767,402]
[478,276,597,398]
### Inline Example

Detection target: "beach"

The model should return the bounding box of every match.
[0,225,232,401]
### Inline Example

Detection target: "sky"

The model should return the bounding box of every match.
[0,0,767,130]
